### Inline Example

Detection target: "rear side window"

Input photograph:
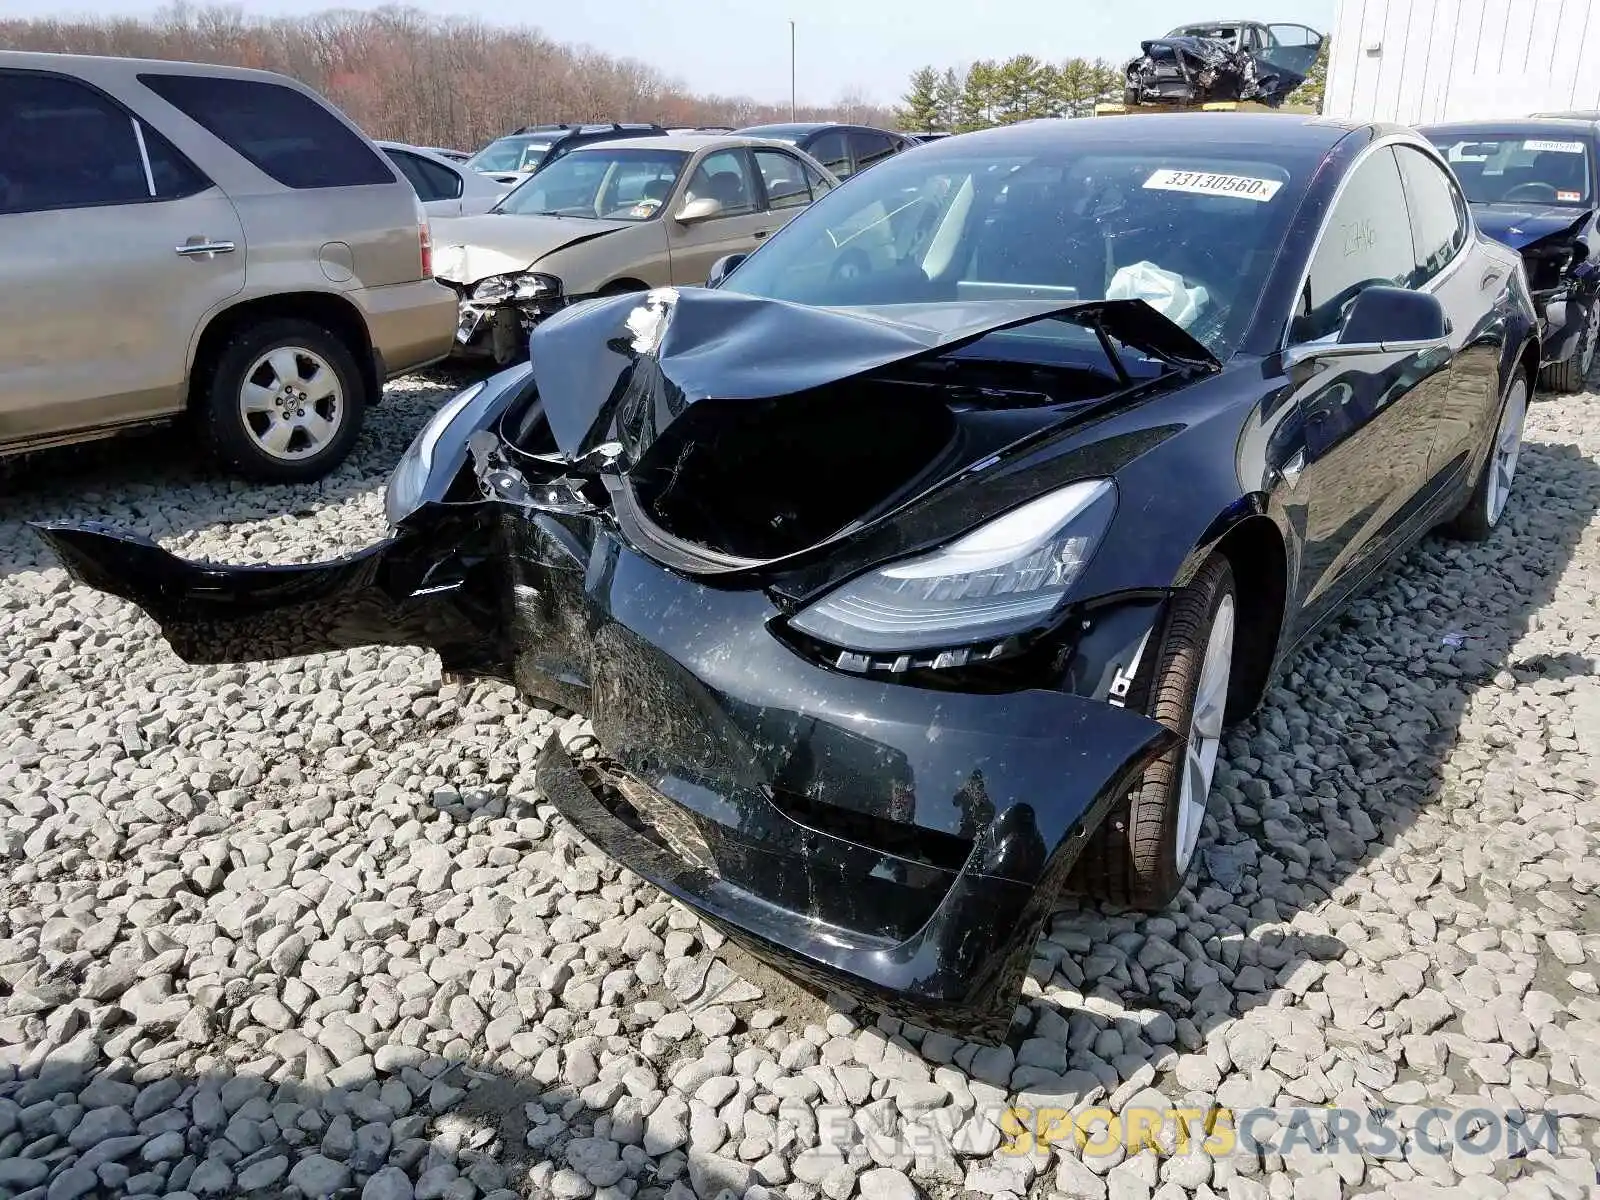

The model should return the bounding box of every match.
[753,149,812,209]
[0,71,209,214]
[139,72,395,189]
[385,148,462,202]
[1394,145,1469,287]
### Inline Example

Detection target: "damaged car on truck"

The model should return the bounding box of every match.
[1422,118,1600,392]
[36,115,1538,1041]
[1124,19,1324,107]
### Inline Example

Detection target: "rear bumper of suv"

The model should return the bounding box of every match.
[358,279,459,378]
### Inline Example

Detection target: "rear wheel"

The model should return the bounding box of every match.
[1444,369,1529,541]
[200,318,366,484]
[1540,299,1596,393]
[1073,555,1237,908]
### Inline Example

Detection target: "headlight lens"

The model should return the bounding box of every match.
[384,380,488,527]
[789,479,1117,653]
[472,272,560,302]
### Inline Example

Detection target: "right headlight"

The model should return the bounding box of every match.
[788,479,1117,654]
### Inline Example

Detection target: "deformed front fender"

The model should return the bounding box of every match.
[32,518,509,676]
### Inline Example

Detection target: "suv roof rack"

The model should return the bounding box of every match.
[510,122,667,136]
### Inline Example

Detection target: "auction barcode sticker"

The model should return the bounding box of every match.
[1524,139,1585,154]
[1143,168,1284,202]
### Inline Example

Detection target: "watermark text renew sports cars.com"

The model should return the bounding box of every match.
[807,1104,1565,1161]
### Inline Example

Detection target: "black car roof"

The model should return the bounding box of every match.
[738,123,831,136]
[1419,117,1599,137]
[916,112,1369,156]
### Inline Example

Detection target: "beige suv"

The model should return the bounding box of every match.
[432,134,839,364]
[0,52,458,482]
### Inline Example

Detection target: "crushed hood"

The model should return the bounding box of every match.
[430,213,634,284]
[1471,204,1593,251]
[526,287,1219,467]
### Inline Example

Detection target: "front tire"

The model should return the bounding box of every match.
[1073,555,1238,909]
[1444,369,1529,542]
[201,318,366,484]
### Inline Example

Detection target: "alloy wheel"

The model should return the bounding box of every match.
[1484,376,1528,527]
[1175,593,1234,874]
[239,346,344,462]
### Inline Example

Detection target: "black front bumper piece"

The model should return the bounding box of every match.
[35,512,1174,1042]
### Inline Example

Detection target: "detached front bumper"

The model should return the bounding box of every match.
[35,511,1174,1041]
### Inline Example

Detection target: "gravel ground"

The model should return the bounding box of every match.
[2,376,1600,1200]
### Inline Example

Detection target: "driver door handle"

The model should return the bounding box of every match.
[753,229,772,239]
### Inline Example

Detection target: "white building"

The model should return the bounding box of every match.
[1323,0,1600,123]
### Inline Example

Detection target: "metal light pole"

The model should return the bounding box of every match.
[789,20,796,120]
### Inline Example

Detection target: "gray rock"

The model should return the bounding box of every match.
[288,1153,353,1196]
[363,1166,416,1200]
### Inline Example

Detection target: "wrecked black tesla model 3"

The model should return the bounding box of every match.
[36,115,1538,1042]
[1421,120,1600,393]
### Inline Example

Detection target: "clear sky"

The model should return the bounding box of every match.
[0,0,1339,105]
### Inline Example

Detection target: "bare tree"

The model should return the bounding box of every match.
[0,4,900,147]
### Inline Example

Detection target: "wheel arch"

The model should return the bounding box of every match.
[1170,498,1290,724]
[188,293,379,414]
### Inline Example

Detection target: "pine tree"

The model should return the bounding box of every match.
[957,60,999,131]
[896,66,942,132]
[935,67,962,130]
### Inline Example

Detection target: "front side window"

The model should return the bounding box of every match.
[1294,148,1417,343]
[139,73,394,189]
[0,71,153,212]
[722,144,1308,360]
[1428,129,1592,206]
[1395,145,1469,287]
[808,132,851,179]
[494,148,687,220]
[683,150,756,218]
[849,132,899,173]
[754,149,811,209]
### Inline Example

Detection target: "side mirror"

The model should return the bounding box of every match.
[706,254,747,288]
[1284,286,1449,369]
[1339,286,1447,345]
[674,196,724,225]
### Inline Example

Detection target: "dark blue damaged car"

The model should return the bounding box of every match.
[35,114,1539,1042]
[1422,118,1600,393]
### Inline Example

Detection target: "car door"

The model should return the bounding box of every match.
[0,68,246,449]
[1262,25,1326,77]
[664,148,772,286]
[1393,142,1505,495]
[385,146,464,218]
[1277,145,1445,638]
